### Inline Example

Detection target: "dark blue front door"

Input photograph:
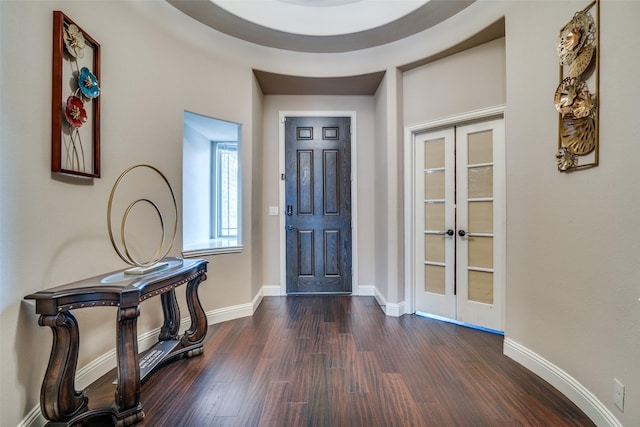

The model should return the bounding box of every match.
[285,116,352,294]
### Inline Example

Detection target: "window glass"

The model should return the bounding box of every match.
[213,141,238,238]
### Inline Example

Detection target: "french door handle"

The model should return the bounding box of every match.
[287,205,293,216]
[458,230,466,237]
[446,229,454,236]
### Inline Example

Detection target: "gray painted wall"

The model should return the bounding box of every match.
[2,1,638,426]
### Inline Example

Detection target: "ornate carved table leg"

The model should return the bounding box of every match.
[38,312,88,422]
[159,289,180,341]
[115,306,144,424]
[180,273,208,357]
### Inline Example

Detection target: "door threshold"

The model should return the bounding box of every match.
[287,292,352,296]
[415,311,504,336]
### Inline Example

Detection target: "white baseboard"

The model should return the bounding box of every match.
[504,338,622,427]
[16,407,44,427]
[370,287,404,317]
[373,287,387,307]
[356,284,376,296]
[384,301,405,317]
[261,285,283,296]
[207,300,256,325]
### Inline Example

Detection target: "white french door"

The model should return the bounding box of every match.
[413,118,504,332]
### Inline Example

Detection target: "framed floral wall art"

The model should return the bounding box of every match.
[51,11,101,178]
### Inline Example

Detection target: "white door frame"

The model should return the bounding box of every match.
[403,105,506,315]
[278,111,359,295]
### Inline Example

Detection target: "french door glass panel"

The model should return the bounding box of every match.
[468,166,493,198]
[424,203,445,230]
[424,171,445,200]
[468,202,493,233]
[414,119,504,332]
[456,120,503,331]
[425,265,445,295]
[414,130,455,317]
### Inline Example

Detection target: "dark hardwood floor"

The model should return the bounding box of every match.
[93,296,595,426]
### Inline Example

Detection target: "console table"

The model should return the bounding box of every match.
[25,257,208,426]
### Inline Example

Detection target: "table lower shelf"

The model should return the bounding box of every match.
[111,339,182,385]
[46,339,204,427]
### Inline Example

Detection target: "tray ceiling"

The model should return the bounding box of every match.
[167,0,475,53]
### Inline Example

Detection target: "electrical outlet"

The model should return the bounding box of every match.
[614,378,625,412]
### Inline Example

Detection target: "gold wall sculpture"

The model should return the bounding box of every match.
[555,0,599,171]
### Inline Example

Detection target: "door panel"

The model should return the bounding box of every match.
[414,128,456,318]
[297,150,313,214]
[323,150,340,215]
[414,118,504,332]
[455,119,504,331]
[285,117,352,294]
[297,230,314,276]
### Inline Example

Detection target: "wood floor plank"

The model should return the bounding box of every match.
[233,357,276,426]
[118,296,597,427]
[378,372,424,426]
[256,381,289,426]
[306,352,331,427]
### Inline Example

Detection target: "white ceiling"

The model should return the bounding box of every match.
[212,0,429,37]
[167,0,475,53]
[184,111,240,141]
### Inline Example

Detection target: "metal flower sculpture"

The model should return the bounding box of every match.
[556,148,578,171]
[557,10,595,66]
[553,2,599,171]
[63,24,86,58]
[554,77,594,119]
[65,95,87,128]
[78,67,100,99]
